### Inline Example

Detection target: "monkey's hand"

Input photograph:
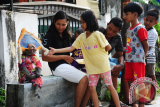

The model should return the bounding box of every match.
[21,66,36,80]
[35,68,43,78]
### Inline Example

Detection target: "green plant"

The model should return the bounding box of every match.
[104,81,122,101]
[154,22,160,36]
[0,87,6,107]
[156,77,160,95]
[153,23,160,48]
[132,0,146,3]
[155,63,160,72]
[149,0,160,6]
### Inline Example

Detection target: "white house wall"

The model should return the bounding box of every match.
[0,10,38,88]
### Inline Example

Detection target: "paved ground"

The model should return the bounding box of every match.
[101,95,160,107]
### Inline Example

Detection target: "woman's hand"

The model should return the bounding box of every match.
[63,55,74,64]
[47,47,56,55]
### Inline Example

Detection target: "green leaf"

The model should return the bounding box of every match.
[132,0,146,3]
[150,0,160,6]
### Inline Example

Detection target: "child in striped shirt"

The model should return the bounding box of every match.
[144,9,159,82]
[144,8,159,105]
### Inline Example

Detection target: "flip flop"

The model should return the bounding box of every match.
[108,102,129,107]
[120,101,129,107]
[123,102,133,106]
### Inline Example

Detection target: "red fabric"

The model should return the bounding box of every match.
[137,27,148,42]
[124,62,145,81]
[129,23,148,42]
[18,55,43,88]
[36,60,42,68]
[129,23,141,30]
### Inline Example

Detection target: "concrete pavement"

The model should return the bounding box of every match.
[101,95,160,107]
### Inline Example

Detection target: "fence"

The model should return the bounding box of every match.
[0,1,90,40]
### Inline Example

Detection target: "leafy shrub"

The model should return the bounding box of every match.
[104,81,122,101]
[153,23,160,48]
[156,77,160,94]
[132,0,146,3]
[0,87,6,107]
[155,63,160,72]
[149,0,160,6]
[154,22,160,36]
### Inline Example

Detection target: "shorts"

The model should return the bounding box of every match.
[53,64,87,83]
[145,63,155,75]
[124,62,145,81]
[88,71,112,86]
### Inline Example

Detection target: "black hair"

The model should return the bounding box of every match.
[98,26,106,35]
[146,9,159,21]
[47,11,72,43]
[124,2,143,17]
[80,10,99,32]
[75,28,84,35]
[71,28,84,43]
[109,17,123,30]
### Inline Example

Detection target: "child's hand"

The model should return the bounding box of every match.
[47,47,56,55]
[123,47,126,52]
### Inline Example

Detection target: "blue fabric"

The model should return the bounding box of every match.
[157,0,160,3]
[109,57,122,78]
[20,34,41,48]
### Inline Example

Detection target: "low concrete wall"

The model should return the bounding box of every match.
[6,76,75,107]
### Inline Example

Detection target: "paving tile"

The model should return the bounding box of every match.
[100,94,160,107]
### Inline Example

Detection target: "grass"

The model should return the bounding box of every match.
[0,87,6,107]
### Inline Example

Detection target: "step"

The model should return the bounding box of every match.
[6,76,75,107]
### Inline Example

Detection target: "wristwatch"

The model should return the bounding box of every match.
[119,63,124,68]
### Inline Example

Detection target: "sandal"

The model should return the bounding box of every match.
[120,101,129,107]
[99,101,103,107]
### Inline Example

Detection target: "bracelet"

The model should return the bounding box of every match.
[119,63,124,68]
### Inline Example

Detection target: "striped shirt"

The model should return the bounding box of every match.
[146,27,158,64]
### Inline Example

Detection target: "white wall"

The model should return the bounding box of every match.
[98,13,111,29]
[0,10,40,88]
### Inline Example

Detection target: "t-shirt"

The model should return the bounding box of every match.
[146,27,158,64]
[42,33,70,71]
[108,34,124,54]
[72,31,111,74]
[125,23,148,63]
